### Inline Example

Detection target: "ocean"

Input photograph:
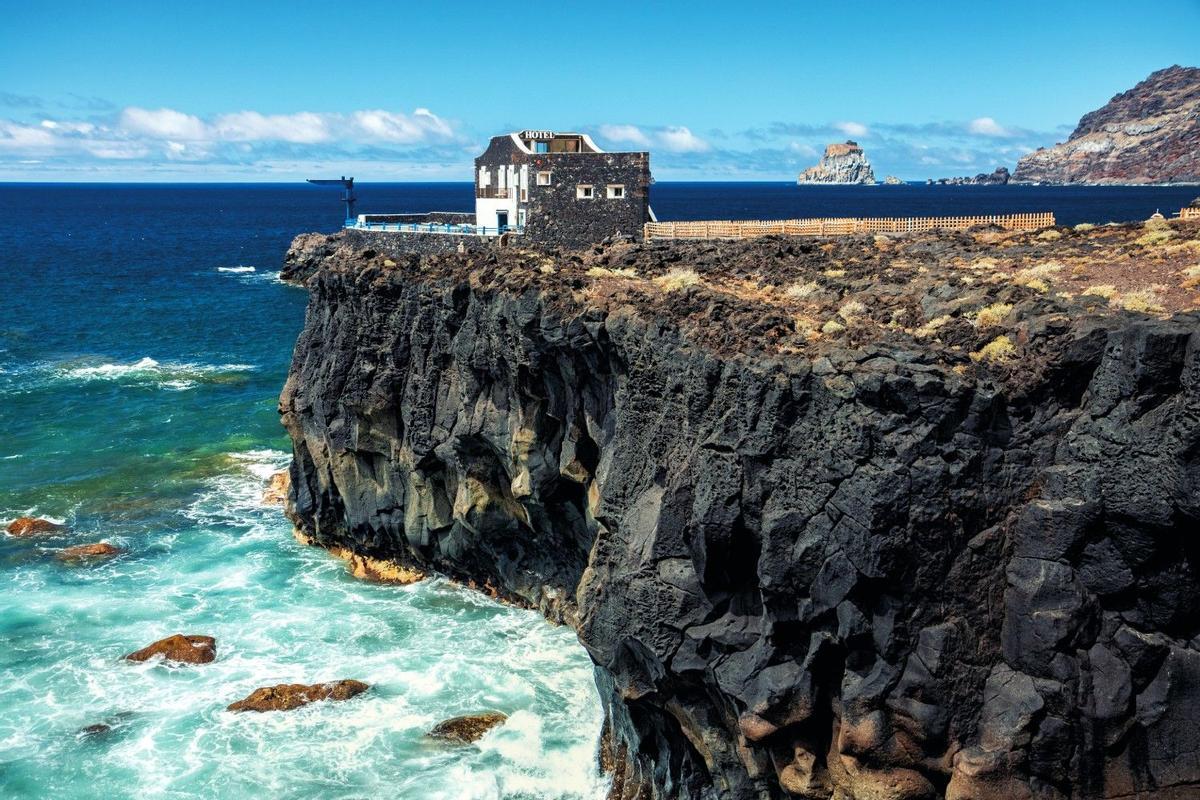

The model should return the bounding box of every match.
[1,181,1196,799]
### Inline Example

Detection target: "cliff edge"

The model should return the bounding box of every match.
[1014,66,1200,185]
[280,222,1200,799]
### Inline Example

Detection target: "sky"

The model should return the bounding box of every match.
[1,0,1197,181]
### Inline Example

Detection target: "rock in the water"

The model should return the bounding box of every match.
[6,517,65,537]
[262,470,289,505]
[1014,65,1200,184]
[797,140,875,184]
[225,679,369,712]
[427,712,508,743]
[882,175,905,185]
[76,723,112,738]
[124,634,216,664]
[56,542,122,562]
[934,166,1011,185]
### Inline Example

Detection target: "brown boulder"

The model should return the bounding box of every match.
[57,542,122,562]
[428,712,508,743]
[124,634,216,664]
[226,679,369,712]
[6,517,65,537]
[262,470,290,505]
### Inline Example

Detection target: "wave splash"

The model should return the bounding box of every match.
[56,357,257,390]
[217,266,256,273]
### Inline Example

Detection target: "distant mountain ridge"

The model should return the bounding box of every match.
[1014,65,1200,184]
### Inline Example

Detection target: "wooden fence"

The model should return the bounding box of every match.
[1180,207,1200,220]
[643,212,1056,241]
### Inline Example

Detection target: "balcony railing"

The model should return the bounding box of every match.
[346,220,523,237]
[475,187,511,199]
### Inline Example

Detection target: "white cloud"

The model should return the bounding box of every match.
[213,111,330,143]
[597,124,652,147]
[967,116,1014,137]
[120,107,208,140]
[0,121,59,151]
[788,141,818,158]
[657,126,709,153]
[835,121,869,138]
[351,108,455,143]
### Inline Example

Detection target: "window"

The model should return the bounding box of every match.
[518,209,527,228]
[536,171,552,186]
[576,184,594,199]
[535,141,549,153]
[520,188,528,202]
[607,184,625,199]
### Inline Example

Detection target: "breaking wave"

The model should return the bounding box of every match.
[54,357,257,390]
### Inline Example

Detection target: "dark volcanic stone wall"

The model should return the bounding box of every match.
[281,259,1200,799]
[523,151,650,247]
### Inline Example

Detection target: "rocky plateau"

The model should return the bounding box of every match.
[279,220,1200,799]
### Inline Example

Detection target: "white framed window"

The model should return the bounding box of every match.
[606,184,625,199]
[520,188,528,202]
[478,167,490,187]
[518,209,527,227]
[536,171,552,186]
[576,184,594,199]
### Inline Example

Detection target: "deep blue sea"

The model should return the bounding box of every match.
[1,181,1197,798]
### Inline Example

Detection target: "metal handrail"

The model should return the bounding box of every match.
[346,220,524,237]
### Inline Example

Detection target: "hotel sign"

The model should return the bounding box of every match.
[520,130,555,139]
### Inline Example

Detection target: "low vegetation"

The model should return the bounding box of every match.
[971,335,1016,363]
[974,302,1013,328]
[653,268,700,292]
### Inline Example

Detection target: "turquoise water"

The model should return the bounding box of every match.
[0,185,606,799]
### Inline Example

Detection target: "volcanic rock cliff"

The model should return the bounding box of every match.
[1014,66,1200,185]
[797,141,876,185]
[280,222,1200,799]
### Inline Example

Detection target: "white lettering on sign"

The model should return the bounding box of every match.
[520,130,555,140]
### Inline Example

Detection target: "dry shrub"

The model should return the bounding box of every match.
[1037,229,1062,241]
[1117,288,1164,313]
[1136,229,1175,247]
[971,335,1016,363]
[823,268,846,278]
[1082,284,1118,301]
[1182,265,1200,290]
[974,302,1013,328]
[965,257,998,271]
[821,319,846,335]
[587,266,637,279]
[1073,223,1096,232]
[539,264,556,274]
[654,268,700,292]
[785,281,822,299]
[914,314,952,339]
[838,299,868,321]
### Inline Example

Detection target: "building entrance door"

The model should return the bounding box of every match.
[496,211,509,231]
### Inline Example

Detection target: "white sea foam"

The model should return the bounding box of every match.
[54,357,257,389]
[1,445,608,799]
[217,266,256,273]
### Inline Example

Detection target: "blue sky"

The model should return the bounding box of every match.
[1,0,1197,180]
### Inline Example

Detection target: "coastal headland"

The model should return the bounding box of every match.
[279,216,1200,799]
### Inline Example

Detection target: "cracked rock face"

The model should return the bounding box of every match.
[1014,65,1200,185]
[280,236,1200,799]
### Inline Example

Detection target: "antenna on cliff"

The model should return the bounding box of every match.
[306,176,356,222]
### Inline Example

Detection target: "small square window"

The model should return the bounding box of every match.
[520,188,528,202]
[536,171,552,186]
[607,184,625,199]
[535,141,549,153]
[577,185,594,199]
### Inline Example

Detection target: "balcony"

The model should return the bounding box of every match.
[476,187,511,199]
